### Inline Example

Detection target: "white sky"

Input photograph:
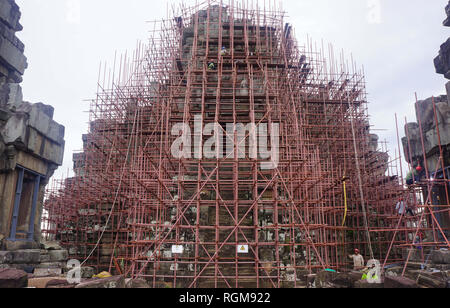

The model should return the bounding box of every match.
[15,0,450,180]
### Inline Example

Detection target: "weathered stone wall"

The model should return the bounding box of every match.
[0,0,65,249]
[0,0,26,83]
[403,1,450,173]
[402,2,450,234]
[402,89,450,173]
[436,2,450,78]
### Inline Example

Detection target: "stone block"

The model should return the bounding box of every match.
[33,267,62,277]
[314,270,338,288]
[47,120,65,144]
[48,250,68,262]
[384,276,418,288]
[5,83,22,109]
[4,240,39,251]
[32,102,53,118]
[0,268,28,288]
[0,35,27,75]
[431,250,450,264]
[295,269,309,282]
[0,251,12,264]
[429,264,450,271]
[80,267,95,279]
[125,278,151,288]
[39,253,50,263]
[28,276,64,289]
[331,272,361,288]
[11,249,40,264]
[0,0,23,31]
[68,247,78,255]
[416,272,447,288]
[406,262,425,270]
[25,128,64,165]
[37,262,65,269]
[435,38,450,78]
[29,104,64,145]
[28,109,49,138]
[40,241,62,251]
[0,107,10,121]
[1,113,26,143]
[25,128,43,155]
[75,275,125,289]
[1,263,35,273]
[306,274,316,288]
[354,280,384,288]
[280,281,295,288]
[385,266,404,278]
[45,279,76,289]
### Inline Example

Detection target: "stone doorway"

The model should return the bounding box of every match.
[9,166,43,242]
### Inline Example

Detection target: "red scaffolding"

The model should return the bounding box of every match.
[42,0,450,288]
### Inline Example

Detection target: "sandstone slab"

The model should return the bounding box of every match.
[75,275,125,289]
[0,268,28,288]
[384,276,418,288]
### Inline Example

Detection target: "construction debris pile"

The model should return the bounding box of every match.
[36,0,449,289]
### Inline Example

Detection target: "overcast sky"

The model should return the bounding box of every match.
[15,0,449,180]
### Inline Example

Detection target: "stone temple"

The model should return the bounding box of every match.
[0,0,449,289]
[0,0,66,281]
[403,1,450,235]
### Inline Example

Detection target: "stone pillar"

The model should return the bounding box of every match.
[0,1,65,250]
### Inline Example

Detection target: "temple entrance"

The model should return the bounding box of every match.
[9,166,43,242]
